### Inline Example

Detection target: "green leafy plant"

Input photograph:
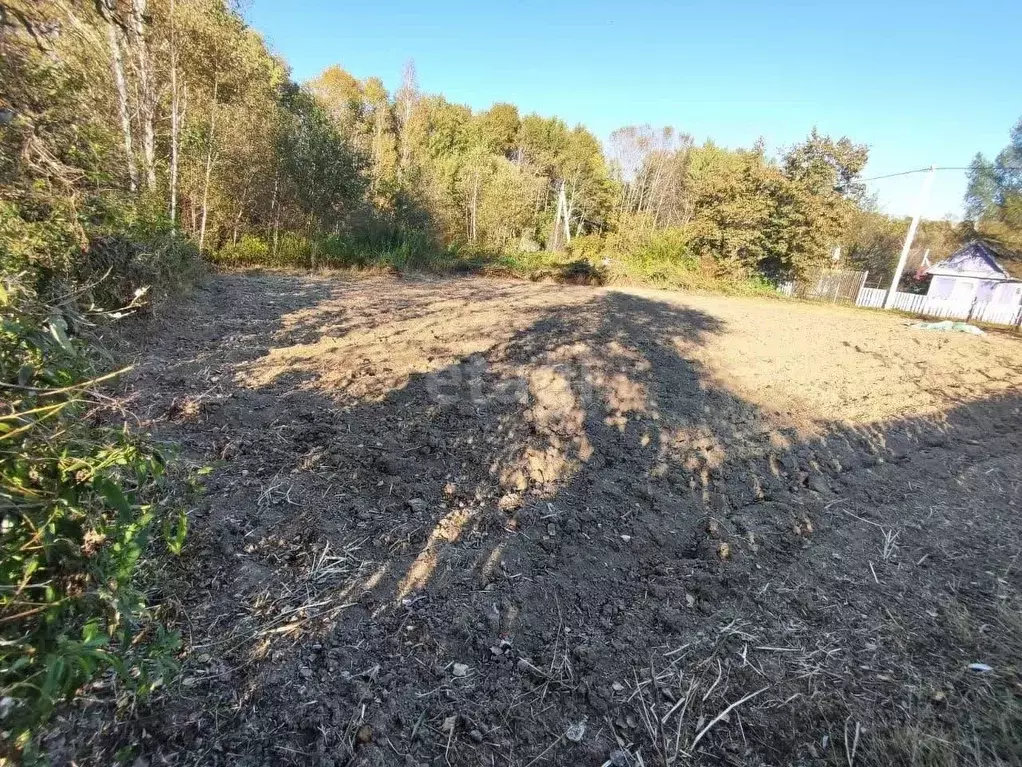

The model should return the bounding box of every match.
[0,276,183,754]
[162,508,188,556]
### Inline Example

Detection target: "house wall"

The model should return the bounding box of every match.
[993,281,1022,306]
[927,275,1020,305]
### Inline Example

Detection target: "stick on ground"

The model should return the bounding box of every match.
[690,686,769,751]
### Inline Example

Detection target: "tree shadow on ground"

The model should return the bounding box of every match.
[58,274,1022,767]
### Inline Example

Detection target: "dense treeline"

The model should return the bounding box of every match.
[1,0,887,297]
[4,0,1018,299]
[299,67,875,286]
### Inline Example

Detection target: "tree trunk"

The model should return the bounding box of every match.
[100,1,137,192]
[169,67,179,225]
[647,152,670,229]
[130,0,156,189]
[169,0,180,226]
[232,178,251,245]
[308,217,316,269]
[470,171,479,243]
[566,183,578,240]
[558,182,572,246]
[271,170,281,256]
[398,95,414,178]
[198,78,219,253]
[268,167,279,246]
[395,61,417,180]
[371,110,383,197]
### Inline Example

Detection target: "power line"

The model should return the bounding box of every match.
[861,167,934,181]
[861,165,1022,182]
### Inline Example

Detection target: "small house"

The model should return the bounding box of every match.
[926,241,1022,307]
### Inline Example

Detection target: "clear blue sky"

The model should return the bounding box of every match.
[244,0,1020,220]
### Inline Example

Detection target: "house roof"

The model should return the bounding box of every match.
[980,239,1022,279]
[927,240,1022,281]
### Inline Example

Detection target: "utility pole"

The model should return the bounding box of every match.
[884,165,936,309]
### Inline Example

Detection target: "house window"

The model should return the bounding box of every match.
[952,279,976,301]
[977,281,995,303]
[931,276,954,300]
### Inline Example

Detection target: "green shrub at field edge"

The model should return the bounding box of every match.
[213,228,778,297]
[0,277,189,757]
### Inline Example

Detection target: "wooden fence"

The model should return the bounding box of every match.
[777,269,869,302]
[795,268,869,302]
[854,287,1022,328]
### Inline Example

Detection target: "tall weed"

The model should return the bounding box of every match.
[0,276,185,755]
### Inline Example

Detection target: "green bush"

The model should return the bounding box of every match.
[1,195,201,314]
[277,233,319,268]
[213,229,451,273]
[555,259,607,285]
[0,277,185,755]
[215,234,272,267]
[0,201,80,280]
[374,229,442,271]
[572,224,775,295]
[319,235,367,268]
[213,233,320,269]
[206,222,776,296]
[566,233,606,262]
[630,227,698,271]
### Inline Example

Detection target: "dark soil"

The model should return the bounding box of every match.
[45,272,1022,767]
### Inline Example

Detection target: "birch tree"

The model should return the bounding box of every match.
[394,59,419,178]
[129,0,156,188]
[97,0,138,191]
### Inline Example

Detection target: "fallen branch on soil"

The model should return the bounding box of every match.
[523,733,564,767]
[844,718,861,767]
[689,685,770,751]
[660,679,698,726]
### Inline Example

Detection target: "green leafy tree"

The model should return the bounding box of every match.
[476,102,520,157]
[684,143,775,273]
[964,152,1000,221]
[765,130,869,276]
[963,117,1022,252]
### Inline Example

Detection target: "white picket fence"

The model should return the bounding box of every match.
[856,287,887,308]
[855,287,1022,327]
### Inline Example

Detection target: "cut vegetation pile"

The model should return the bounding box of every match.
[41,273,1022,767]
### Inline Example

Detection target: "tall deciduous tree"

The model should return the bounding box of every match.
[394,59,419,178]
[97,0,138,191]
[965,118,1022,237]
[767,130,869,275]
